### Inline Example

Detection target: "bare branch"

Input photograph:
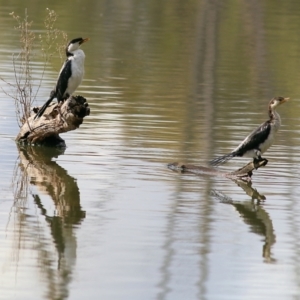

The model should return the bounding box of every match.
[0,9,68,127]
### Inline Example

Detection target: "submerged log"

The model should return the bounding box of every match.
[167,159,268,181]
[16,95,90,147]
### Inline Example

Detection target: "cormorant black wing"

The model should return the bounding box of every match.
[234,121,271,156]
[210,121,271,166]
[55,59,72,101]
[34,59,71,119]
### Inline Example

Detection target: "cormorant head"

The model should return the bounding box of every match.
[66,37,89,56]
[269,96,289,109]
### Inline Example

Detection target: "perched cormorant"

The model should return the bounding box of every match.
[34,37,89,119]
[210,96,289,166]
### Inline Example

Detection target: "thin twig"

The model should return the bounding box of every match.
[0,9,67,127]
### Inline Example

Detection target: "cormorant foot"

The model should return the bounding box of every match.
[253,157,260,163]
[253,157,268,169]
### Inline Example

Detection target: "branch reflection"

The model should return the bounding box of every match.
[11,144,85,299]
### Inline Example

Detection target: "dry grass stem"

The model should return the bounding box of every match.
[0,8,67,127]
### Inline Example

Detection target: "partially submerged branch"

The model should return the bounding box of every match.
[16,95,90,147]
[167,159,268,181]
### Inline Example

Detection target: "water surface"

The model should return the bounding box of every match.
[1,1,300,299]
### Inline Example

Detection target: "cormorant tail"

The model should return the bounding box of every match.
[34,96,54,120]
[209,152,236,166]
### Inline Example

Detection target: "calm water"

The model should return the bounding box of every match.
[1,1,300,299]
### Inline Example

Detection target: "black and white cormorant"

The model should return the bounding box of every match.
[34,37,89,119]
[209,96,289,166]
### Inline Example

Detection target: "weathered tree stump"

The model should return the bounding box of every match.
[167,159,268,181]
[16,95,90,147]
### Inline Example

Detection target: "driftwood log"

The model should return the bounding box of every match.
[167,159,268,181]
[16,95,90,147]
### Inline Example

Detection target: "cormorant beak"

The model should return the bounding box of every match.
[280,97,290,104]
[80,38,90,45]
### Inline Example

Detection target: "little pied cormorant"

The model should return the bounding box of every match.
[34,37,89,119]
[209,96,289,166]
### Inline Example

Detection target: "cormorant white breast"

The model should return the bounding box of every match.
[34,37,89,119]
[209,96,289,166]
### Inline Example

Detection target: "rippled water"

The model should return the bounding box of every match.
[1,1,300,299]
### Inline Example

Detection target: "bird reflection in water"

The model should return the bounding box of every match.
[211,184,276,263]
[168,163,276,263]
[10,144,85,299]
